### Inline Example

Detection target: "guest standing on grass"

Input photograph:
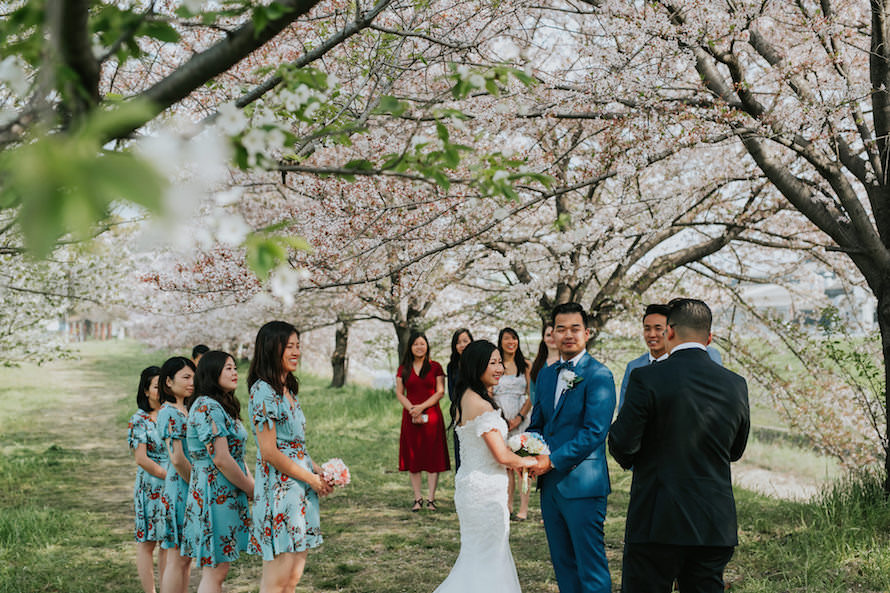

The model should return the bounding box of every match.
[446,328,473,471]
[248,321,333,593]
[529,321,558,401]
[493,327,532,521]
[609,299,749,593]
[181,351,254,593]
[396,330,450,512]
[128,365,168,593]
[157,357,195,593]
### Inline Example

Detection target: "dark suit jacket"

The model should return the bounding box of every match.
[527,352,616,499]
[608,347,749,547]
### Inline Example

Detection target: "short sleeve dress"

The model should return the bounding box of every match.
[127,409,168,542]
[157,402,191,549]
[181,397,251,567]
[492,374,531,438]
[248,380,322,560]
[398,361,450,473]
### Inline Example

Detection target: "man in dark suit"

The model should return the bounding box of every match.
[608,298,749,593]
[528,302,616,593]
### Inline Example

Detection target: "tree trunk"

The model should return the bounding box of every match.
[394,305,426,362]
[330,318,350,388]
[878,288,890,494]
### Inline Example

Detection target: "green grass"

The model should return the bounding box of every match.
[1,340,889,592]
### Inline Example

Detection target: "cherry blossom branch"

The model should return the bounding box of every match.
[229,0,394,112]
[114,0,326,139]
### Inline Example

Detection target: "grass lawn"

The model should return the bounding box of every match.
[1,340,889,592]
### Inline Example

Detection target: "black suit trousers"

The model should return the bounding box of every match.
[621,542,733,593]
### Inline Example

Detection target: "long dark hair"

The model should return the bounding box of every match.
[530,321,554,384]
[136,366,161,412]
[446,328,473,375]
[497,327,528,377]
[158,356,196,404]
[450,340,500,428]
[399,331,432,379]
[193,350,241,420]
[248,320,300,398]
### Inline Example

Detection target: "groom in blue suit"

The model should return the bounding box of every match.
[528,302,616,593]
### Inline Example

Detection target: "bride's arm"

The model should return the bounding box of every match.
[481,431,537,471]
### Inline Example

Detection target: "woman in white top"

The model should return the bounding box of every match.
[492,327,532,521]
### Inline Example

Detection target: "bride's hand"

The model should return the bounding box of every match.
[512,457,536,471]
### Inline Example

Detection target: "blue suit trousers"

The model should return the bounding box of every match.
[540,484,610,593]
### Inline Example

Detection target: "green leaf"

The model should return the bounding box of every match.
[81,100,157,139]
[344,159,376,171]
[435,122,450,143]
[374,95,408,117]
[139,20,180,43]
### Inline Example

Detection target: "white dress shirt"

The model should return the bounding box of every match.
[554,350,586,408]
[668,342,708,356]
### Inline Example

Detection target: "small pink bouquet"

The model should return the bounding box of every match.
[507,432,550,493]
[321,458,351,487]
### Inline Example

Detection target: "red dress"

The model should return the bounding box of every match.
[398,361,451,473]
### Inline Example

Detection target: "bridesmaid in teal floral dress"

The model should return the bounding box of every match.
[156,356,195,593]
[128,365,169,593]
[181,351,254,593]
[247,321,332,593]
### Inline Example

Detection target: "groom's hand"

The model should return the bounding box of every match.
[532,454,552,476]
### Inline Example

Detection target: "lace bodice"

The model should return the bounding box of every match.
[436,409,520,592]
[454,410,507,476]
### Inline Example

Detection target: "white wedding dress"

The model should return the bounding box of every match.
[434,410,521,593]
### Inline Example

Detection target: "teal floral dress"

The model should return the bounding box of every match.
[158,403,191,550]
[181,397,250,567]
[127,409,168,542]
[248,380,322,560]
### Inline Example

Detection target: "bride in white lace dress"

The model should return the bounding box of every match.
[434,340,537,593]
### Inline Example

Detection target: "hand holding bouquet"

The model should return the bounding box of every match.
[506,432,550,493]
[321,458,351,488]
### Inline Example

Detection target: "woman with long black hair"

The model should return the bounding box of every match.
[396,331,450,511]
[181,351,253,593]
[435,340,535,593]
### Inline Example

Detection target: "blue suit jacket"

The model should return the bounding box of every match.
[619,353,649,410]
[527,352,616,499]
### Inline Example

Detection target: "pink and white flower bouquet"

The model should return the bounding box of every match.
[507,432,550,493]
[321,458,351,487]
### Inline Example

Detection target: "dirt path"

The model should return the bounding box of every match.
[733,461,823,501]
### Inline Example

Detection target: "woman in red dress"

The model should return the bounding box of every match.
[396,331,450,512]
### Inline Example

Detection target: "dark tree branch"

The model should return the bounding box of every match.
[113,0,326,139]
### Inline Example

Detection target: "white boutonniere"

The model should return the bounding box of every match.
[559,369,584,390]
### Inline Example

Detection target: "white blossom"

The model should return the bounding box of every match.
[216,102,247,135]
[468,73,486,89]
[303,101,321,120]
[0,56,29,96]
[269,266,301,306]
[183,0,205,13]
[266,128,286,151]
[214,212,252,246]
[241,128,267,155]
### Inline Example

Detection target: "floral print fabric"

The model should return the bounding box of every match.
[157,403,191,549]
[248,380,322,561]
[127,409,168,542]
[181,397,250,567]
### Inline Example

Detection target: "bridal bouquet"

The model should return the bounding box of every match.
[321,458,351,487]
[507,432,550,494]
